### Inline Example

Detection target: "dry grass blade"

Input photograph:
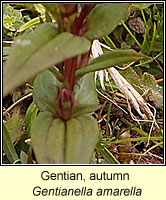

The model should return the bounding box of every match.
[91,40,159,129]
[3,93,33,116]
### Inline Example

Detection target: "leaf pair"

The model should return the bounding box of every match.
[33,70,99,117]
[31,111,99,164]
[3,23,91,97]
[3,3,131,97]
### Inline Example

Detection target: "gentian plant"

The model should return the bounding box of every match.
[3,3,148,164]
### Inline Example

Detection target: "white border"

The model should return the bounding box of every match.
[1,1,165,166]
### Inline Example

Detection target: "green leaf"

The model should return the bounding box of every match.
[24,101,39,135]
[19,101,38,153]
[31,112,99,164]
[132,3,153,9]
[74,72,98,104]
[66,114,99,164]
[3,23,91,97]
[119,66,139,82]
[42,3,59,20]
[72,104,100,118]
[84,3,130,40]
[76,50,148,78]
[38,97,59,115]
[33,70,61,111]
[18,15,46,32]
[151,41,163,52]
[100,147,120,164]
[20,150,28,164]
[31,111,65,163]
[34,70,98,113]
[4,23,58,96]
[34,4,46,15]
[140,73,163,110]
[118,66,143,94]
[5,108,24,143]
[49,66,63,79]
[3,123,19,163]
[3,46,11,55]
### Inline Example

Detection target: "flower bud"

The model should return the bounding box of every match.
[57,88,74,121]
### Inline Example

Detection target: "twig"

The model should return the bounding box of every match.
[96,88,128,114]
[117,152,148,157]
[3,93,32,116]
[147,151,163,160]
[156,78,163,83]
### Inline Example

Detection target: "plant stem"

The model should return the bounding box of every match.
[147,22,156,55]
[106,101,113,135]
[49,66,63,80]
[135,51,163,67]
[103,35,117,50]
[100,147,120,164]
[140,8,149,39]
[69,57,77,90]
